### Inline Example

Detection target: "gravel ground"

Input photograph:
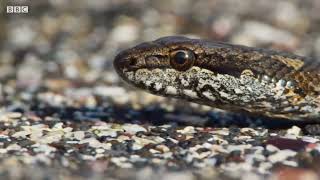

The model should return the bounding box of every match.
[1,0,320,179]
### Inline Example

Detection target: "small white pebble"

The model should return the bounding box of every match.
[268,149,296,163]
[266,145,279,152]
[286,126,301,136]
[73,131,85,140]
[177,126,196,134]
[123,124,147,134]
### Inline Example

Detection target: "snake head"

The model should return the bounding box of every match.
[114,36,211,97]
[113,36,318,121]
[114,36,203,74]
[113,36,271,102]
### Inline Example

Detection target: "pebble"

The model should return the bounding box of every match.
[266,138,310,151]
[161,172,194,180]
[270,167,318,180]
[271,1,309,34]
[268,149,297,163]
[286,126,301,136]
[6,144,22,151]
[232,21,298,49]
[79,138,112,150]
[73,131,85,140]
[6,112,23,119]
[110,18,140,44]
[123,124,147,134]
[32,144,56,155]
[177,126,196,134]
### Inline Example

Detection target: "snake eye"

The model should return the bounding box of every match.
[170,50,195,71]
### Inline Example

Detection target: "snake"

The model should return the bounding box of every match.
[113,36,320,123]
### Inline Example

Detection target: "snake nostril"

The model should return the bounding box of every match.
[129,58,138,66]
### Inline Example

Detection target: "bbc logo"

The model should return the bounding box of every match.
[7,6,28,13]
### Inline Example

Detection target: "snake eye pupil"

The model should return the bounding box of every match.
[174,51,189,64]
[170,50,195,71]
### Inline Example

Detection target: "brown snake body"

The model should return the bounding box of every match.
[114,36,320,122]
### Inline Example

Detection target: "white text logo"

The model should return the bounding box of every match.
[7,6,28,14]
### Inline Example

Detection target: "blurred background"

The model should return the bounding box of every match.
[1,0,320,108]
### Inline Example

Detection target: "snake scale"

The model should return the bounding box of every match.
[114,36,320,123]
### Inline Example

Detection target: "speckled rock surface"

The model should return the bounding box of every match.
[1,0,320,179]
